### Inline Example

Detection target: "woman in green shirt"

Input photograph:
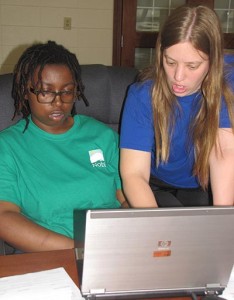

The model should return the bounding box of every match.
[0,41,127,253]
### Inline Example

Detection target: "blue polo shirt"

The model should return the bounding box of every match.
[120,60,233,188]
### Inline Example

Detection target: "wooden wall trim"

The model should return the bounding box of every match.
[112,0,123,66]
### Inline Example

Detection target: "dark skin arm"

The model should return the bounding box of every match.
[0,201,74,252]
[0,189,128,252]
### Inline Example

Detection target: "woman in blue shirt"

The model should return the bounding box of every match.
[120,5,234,207]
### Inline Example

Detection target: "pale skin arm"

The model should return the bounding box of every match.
[0,201,74,252]
[120,148,158,208]
[209,128,234,206]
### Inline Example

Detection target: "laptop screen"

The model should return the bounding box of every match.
[74,206,234,299]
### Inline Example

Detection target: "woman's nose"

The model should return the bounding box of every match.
[52,94,63,106]
[174,66,185,82]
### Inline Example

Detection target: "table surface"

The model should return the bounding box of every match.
[0,249,193,300]
[0,249,79,285]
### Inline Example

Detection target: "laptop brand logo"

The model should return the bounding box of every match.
[153,240,172,257]
[158,240,171,248]
[89,149,106,168]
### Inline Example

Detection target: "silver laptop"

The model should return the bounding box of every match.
[74,206,234,299]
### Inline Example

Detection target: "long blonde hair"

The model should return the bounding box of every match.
[146,5,234,188]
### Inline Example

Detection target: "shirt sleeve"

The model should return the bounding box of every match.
[0,141,20,205]
[220,62,234,128]
[120,81,155,152]
[220,98,231,128]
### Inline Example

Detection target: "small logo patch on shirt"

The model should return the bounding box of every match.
[89,149,106,167]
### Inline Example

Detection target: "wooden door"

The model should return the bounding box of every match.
[113,0,234,68]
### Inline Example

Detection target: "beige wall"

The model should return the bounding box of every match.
[0,0,114,74]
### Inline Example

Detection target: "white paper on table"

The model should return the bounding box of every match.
[220,265,234,300]
[0,267,85,300]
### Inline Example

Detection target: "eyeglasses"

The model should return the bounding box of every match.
[29,87,76,104]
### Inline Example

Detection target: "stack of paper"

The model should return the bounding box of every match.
[0,267,84,300]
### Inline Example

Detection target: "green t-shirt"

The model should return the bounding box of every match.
[0,115,121,238]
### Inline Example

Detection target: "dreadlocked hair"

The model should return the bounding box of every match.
[12,40,89,131]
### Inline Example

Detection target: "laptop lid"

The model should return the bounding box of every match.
[74,207,234,299]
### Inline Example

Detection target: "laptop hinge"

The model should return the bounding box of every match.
[205,283,223,296]
[74,247,84,260]
[86,289,106,299]
[89,288,106,295]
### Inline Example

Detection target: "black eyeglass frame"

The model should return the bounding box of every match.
[29,87,77,104]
